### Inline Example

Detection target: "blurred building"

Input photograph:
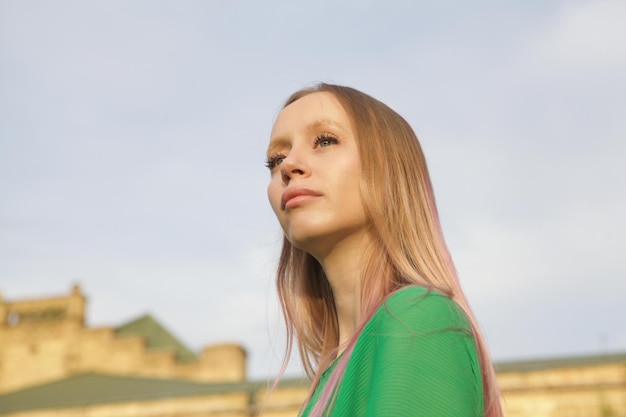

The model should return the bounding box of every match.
[0,286,624,416]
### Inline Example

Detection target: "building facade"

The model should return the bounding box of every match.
[0,285,244,395]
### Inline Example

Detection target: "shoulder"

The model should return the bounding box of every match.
[342,286,484,416]
[368,286,472,336]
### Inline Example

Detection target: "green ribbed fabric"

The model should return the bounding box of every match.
[300,286,484,416]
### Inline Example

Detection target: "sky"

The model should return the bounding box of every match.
[1,0,625,380]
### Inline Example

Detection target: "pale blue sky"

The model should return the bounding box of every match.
[1,0,625,379]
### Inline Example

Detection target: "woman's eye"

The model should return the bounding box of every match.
[265,154,285,170]
[314,134,339,148]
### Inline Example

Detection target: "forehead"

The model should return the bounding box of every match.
[270,92,352,138]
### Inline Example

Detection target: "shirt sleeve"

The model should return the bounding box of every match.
[363,289,484,416]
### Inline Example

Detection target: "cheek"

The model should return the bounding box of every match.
[267,180,282,217]
[340,159,363,197]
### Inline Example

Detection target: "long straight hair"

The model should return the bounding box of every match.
[273,83,502,416]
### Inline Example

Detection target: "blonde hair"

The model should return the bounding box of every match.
[273,83,502,416]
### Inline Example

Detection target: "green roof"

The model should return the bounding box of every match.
[0,373,307,414]
[495,351,626,372]
[115,314,197,362]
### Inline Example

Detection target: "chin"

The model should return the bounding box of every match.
[285,231,316,251]
[284,229,325,255]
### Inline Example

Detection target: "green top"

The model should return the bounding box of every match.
[300,286,484,416]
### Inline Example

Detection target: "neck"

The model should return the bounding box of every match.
[315,232,373,355]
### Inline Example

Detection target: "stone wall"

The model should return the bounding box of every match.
[0,286,245,394]
[1,286,624,417]
[499,359,626,417]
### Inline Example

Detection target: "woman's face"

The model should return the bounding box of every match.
[267,92,368,260]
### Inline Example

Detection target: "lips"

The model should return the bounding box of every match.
[281,187,322,210]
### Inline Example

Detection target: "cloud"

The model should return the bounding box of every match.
[528,0,626,70]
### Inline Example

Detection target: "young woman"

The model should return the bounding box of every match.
[266,83,503,416]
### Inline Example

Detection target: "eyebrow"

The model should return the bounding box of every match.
[266,138,290,156]
[305,119,345,134]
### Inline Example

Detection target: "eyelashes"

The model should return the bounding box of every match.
[313,133,339,148]
[266,133,339,170]
[265,153,285,170]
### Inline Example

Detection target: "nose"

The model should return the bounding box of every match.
[280,151,309,184]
